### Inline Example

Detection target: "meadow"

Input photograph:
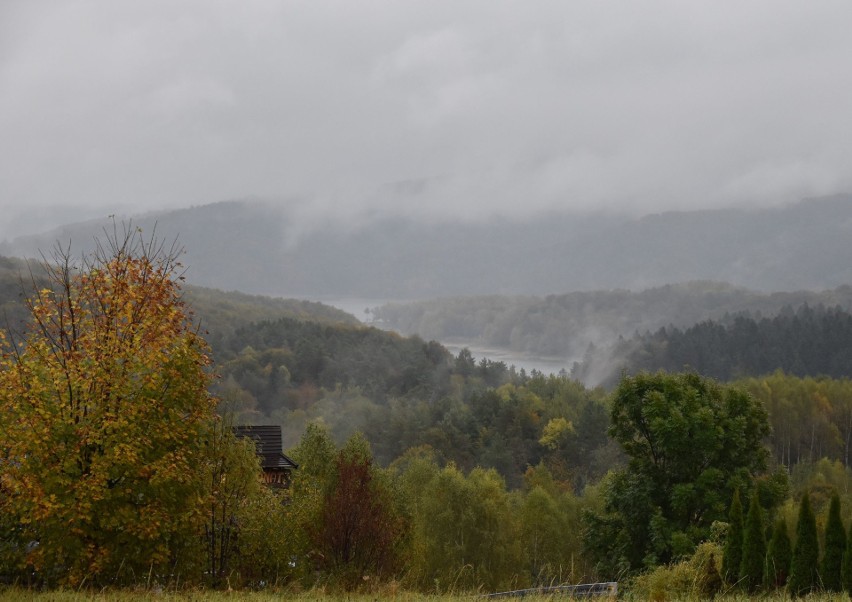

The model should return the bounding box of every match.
[1,590,850,602]
[0,589,482,602]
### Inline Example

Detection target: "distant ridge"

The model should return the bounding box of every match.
[2,195,852,297]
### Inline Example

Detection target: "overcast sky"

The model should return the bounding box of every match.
[2,1,852,238]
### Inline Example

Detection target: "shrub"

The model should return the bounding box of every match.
[630,542,724,602]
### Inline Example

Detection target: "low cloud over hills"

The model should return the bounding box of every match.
[3,194,852,298]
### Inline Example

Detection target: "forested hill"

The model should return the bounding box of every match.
[0,252,357,343]
[573,304,852,387]
[372,282,852,360]
[0,255,50,329]
[4,194,852,296]
[0,252,616,489]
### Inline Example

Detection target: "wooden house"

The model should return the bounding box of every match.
[233,425,299,489]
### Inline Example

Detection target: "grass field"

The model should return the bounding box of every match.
[1,592,849,602]
[0,590,473,602]
[5,585,852,602]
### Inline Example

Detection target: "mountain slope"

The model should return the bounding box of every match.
[3,194,852,297]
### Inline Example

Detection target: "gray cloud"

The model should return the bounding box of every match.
[2,0,852,239]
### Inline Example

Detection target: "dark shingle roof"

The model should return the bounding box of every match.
[233,425,299,470]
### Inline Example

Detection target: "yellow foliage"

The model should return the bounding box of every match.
[630,542,725,602]
[0,230,217,586]
[538,417,575,450]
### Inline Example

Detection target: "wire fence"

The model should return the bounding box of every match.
[485,582,618,598]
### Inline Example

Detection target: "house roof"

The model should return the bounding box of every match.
[233,425,299,471]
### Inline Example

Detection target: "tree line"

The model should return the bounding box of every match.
[576,303,852,386]
[372,282,852,358]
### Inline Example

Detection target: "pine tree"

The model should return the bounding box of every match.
[789,493,820,597]
[822,493,846,591]
[722,489,744,585]
[740,493,766,592]
[766,518,792,589]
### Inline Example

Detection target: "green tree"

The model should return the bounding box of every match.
[0,230,216,586]
[739,493,766,592]
[821,493,846,592]
[399,460,521,592]
[843,520,852,593]
[766,518,792,588]
[789,493,819,596]
[286,422,338,584]
[522,462,562,498]
[519,486,568,585]
[0,486,27,585]
[202,416,273,586]
[585,372,770,573]
[228,479,293,585]
[722,489,744,585]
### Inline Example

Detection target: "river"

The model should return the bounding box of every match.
[314,297,574,376]
[440,341,574,376]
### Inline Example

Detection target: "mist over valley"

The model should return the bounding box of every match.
[4,194,852,384]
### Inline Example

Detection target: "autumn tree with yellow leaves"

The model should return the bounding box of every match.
[0,228,218,586]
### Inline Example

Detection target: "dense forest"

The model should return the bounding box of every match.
[209,313,615,490]
[6,245,852,596]
[574,304,852,386]
[207,309,852,491]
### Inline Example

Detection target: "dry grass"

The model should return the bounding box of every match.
[0,587,478,602]
[2,588,851,602]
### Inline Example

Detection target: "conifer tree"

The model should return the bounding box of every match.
[722,489,744,584]
[789,493,819,597]
[822,493,846,591]
[766,518,792,589]
[702,552,723,599]
[843,521,852,593]
[740,493,766,592]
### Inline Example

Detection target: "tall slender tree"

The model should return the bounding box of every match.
[822,493,846,591]
[722,489,744,585]
[789,493,820,597]
[766,518,792,589]
[843,521,852,593]
[740,493,766,592]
